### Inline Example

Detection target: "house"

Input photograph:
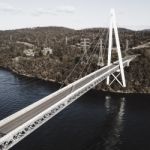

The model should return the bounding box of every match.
[23,49,35,57]
[42,47,53,56]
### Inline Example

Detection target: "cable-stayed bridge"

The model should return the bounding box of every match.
[0,9,138,150]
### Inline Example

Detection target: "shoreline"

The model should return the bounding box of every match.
[0,66,149,95]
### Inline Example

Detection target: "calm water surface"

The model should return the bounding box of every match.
[0,69,150,150]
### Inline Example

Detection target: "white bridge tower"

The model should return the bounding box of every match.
[106,9,126,87]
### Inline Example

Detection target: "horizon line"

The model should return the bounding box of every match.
[0,25,150,32]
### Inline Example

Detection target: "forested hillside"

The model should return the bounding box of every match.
[0,26,150,93]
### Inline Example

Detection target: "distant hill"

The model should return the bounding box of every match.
[141,29,150,32]
[0,26,75,33]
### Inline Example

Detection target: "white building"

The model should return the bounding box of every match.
[23,49,35,57]
[42,47,53,56]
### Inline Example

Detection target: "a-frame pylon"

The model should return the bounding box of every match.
[106,9,126,87]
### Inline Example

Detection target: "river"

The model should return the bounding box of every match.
[0,68,150,150]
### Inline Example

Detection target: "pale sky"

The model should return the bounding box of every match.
[0,0,149,30]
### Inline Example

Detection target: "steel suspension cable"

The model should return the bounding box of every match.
[59,29,104,88]
[79,28,108,78]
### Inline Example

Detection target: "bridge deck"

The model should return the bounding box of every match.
[0,62,112,134]
[0,55,136,150]
[0,55,134,134]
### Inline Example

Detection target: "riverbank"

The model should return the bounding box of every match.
[1,65,150,94]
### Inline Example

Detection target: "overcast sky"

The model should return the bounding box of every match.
[0,0,149,30]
